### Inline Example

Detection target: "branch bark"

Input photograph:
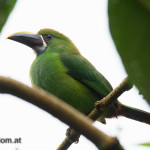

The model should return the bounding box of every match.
[0,76,124,150]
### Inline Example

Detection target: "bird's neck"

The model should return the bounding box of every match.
[48,41,80,55]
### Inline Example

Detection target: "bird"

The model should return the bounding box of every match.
[7,28,150,124]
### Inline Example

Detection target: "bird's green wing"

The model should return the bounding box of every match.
[60,54,113,97]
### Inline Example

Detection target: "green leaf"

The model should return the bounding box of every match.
[0,0,17,33]
[108,0,150,104]
[140,142,150,147]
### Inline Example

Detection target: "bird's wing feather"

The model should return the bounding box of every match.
[60,54,113,97]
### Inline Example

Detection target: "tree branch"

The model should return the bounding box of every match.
[57,77,132,150]
[0,76,124,150]
[91,77,132,121]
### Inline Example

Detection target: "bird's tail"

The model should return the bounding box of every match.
[116,103,150,124]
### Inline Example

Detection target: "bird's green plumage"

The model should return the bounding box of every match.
[30,51,100,113]
[60,54,113,96]
[30,29,114,114]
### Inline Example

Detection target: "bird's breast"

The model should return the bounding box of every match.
[30,52,98,113]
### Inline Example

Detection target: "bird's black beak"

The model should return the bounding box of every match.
[7,32,47,55]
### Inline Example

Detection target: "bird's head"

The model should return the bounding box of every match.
[7,28,79,55]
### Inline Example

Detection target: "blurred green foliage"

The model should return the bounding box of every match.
[108,0,150,104]
[140,142,150,147]
[0,0,17,33]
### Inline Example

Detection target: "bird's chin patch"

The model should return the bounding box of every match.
[34,45,48,55]
[34,35,48,55]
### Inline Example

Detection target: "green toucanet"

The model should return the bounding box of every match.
[7,28,150,124]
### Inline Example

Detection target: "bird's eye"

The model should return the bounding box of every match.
[43,34,53,42]
[46,34,52,39]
